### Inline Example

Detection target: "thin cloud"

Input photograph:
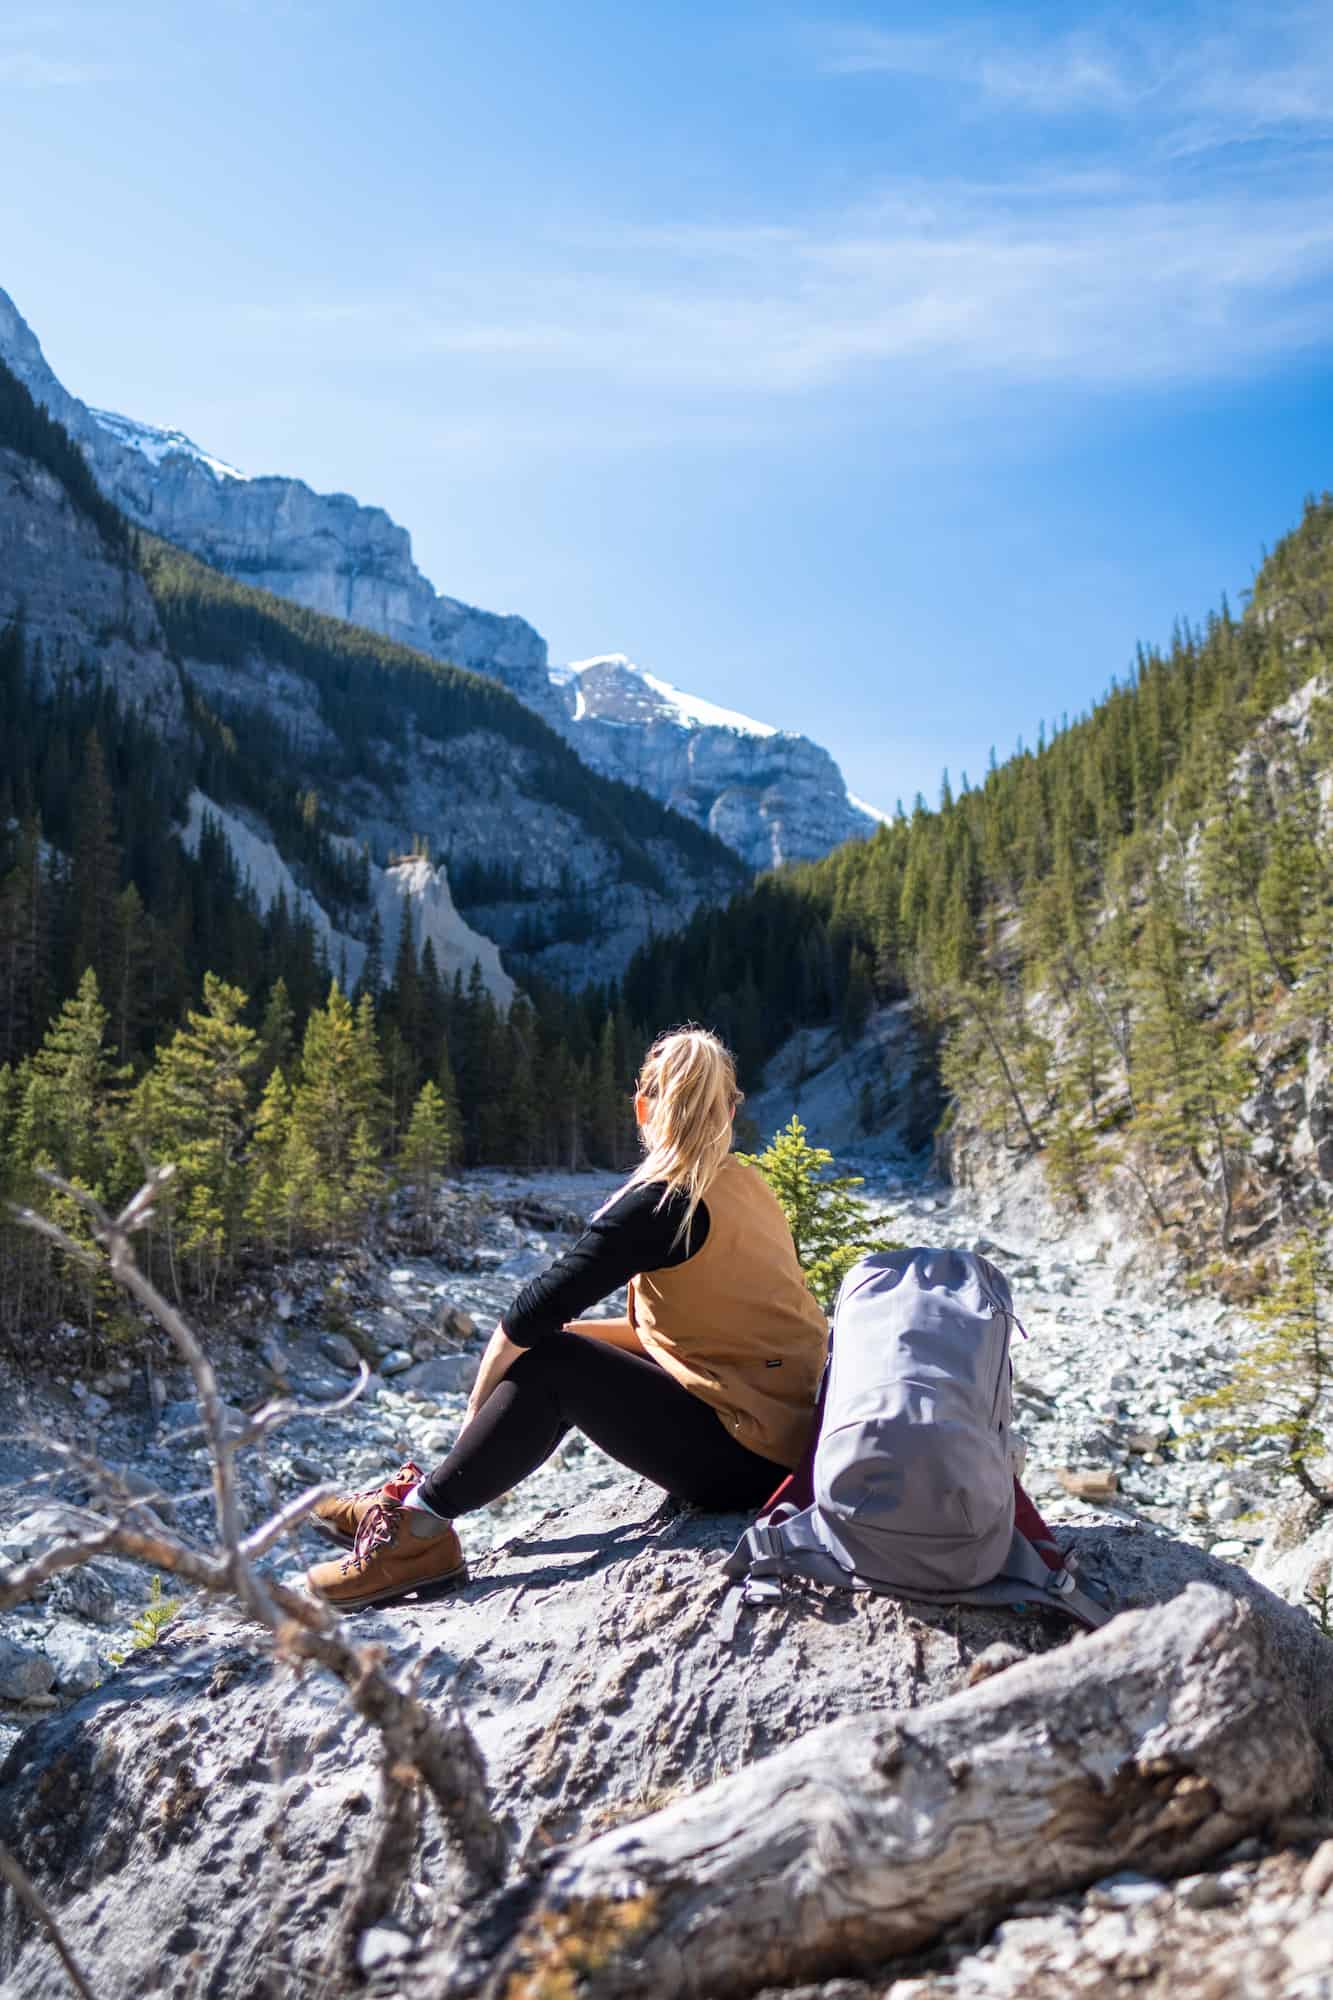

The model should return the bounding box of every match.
[234,173,1333,396]
[811,6,1333,149]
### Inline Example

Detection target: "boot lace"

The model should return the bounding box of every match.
[345,1498,400,1574]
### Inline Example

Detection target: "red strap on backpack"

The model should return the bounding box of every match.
[757,1375,826,1519]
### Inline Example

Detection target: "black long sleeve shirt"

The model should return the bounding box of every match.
[503,1181,710,1346]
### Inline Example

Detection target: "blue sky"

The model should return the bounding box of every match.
[5,2,1333,810]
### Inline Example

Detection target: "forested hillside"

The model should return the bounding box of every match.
[625,495,1333,1271]
[0,360,678,1347]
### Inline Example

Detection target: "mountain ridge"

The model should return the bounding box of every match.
[0,285,878,869]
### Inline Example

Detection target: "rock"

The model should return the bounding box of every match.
[80,1392,110,1422]
[86,1467,176,1529]
[380,1349,413,1376]
[1284,1911,1333,1974]
[47,1562,121,1627]
[42,1624,101,1695]
[1175,1871,1237,1910]
[965,1641,1027,1687]
[318,1331,363,1374]
[495,1247,548,1280]
[3,1493,1332,2000]
[455,1582,1318,2000]
[356,1925,413,1973]
[159,1398,244,1440]
[400,1355,479,1399]
[1302,1837,1333,1899]
[1086,1870,1168,1909]
[1253,1510,1333,1610]
[273,1290,296,1320]
[258,1334,291,1385]
[444,1306,478,1340]
[4,1505,107,1561]
[1057,1469,1120,1502]
[0,1638,56,1702]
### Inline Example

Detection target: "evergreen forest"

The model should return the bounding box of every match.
[624,495,1333,1270]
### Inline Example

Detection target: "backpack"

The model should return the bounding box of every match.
[722,1247,1114,1634]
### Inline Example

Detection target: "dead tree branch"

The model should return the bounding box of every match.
[4,1170,509,1935]
[0,1840,96,2000]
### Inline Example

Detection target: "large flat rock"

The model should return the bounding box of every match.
[1,1485,1329,2000]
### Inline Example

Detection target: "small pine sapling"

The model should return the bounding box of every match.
[109,1574,180,1663]
[740,1114,899,1308]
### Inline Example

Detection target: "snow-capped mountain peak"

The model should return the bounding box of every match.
[88,407,248,482]
[557,654,778,739]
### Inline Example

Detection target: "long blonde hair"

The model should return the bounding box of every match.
[617,1026,742,1247]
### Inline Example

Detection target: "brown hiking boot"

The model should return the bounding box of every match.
[309,1460,424,1549]
[305,1499,468,1611]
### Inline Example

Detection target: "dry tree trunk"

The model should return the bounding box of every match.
[458,1582,1318,2000]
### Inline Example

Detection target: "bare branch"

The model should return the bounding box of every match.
[0,1530,124,1613]
[5,1205,97,1270]
[240,1486,339,1560]
[0,1841,97,2000]
[9,1168,511,1907]
[226,1362,371,1456]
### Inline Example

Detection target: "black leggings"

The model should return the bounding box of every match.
[417,1333,787,1519]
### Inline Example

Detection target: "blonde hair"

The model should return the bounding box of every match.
[617,1026,742,1247]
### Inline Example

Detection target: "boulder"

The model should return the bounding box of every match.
[0,1488,1330,2000]
[318,1331,363,1374]
[0,1638,55,1703]
[400,1354,479,1399]
[42,1623,102,1696]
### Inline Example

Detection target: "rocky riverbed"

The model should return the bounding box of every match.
[2,1153,1331,1999]
[0,1154,1308,1750]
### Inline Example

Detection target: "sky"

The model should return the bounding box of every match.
[4,1,1333,812]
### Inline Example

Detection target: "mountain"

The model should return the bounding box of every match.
[0,350,743,1021]
[0,287,879,868]
[546,654,881,870]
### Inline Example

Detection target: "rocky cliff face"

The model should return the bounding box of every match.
[0,442,182,736]
[0,359,745,988]
[0,289,881,871]
[547,654,879,870]
[0,289,552,710]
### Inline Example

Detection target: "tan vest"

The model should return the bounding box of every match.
[628,1155,828,1469]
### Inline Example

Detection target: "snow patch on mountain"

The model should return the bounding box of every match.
[849,792,892,825]
[88,407,247,482]
[559,654,777,739]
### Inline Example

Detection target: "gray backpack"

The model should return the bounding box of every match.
[723,1248,1113,1631]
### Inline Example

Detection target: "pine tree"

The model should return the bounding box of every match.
[107,882,154,1060]
[286,983,387,1245]
[246,1066,295,1256]
[398,1079,455,1239]
[140,975,258,1297]
[15,967,123,1192]
[68,732,121,993]
[1190,1231,1333,1506]
[740,1115,896,1307]
[258,978,295,1081]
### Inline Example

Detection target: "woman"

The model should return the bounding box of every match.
[306,1027,828,1611]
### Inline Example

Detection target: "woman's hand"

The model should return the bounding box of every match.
[463,1322,523,1430]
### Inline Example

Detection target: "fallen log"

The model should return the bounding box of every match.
[460,1583,1320,2000]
